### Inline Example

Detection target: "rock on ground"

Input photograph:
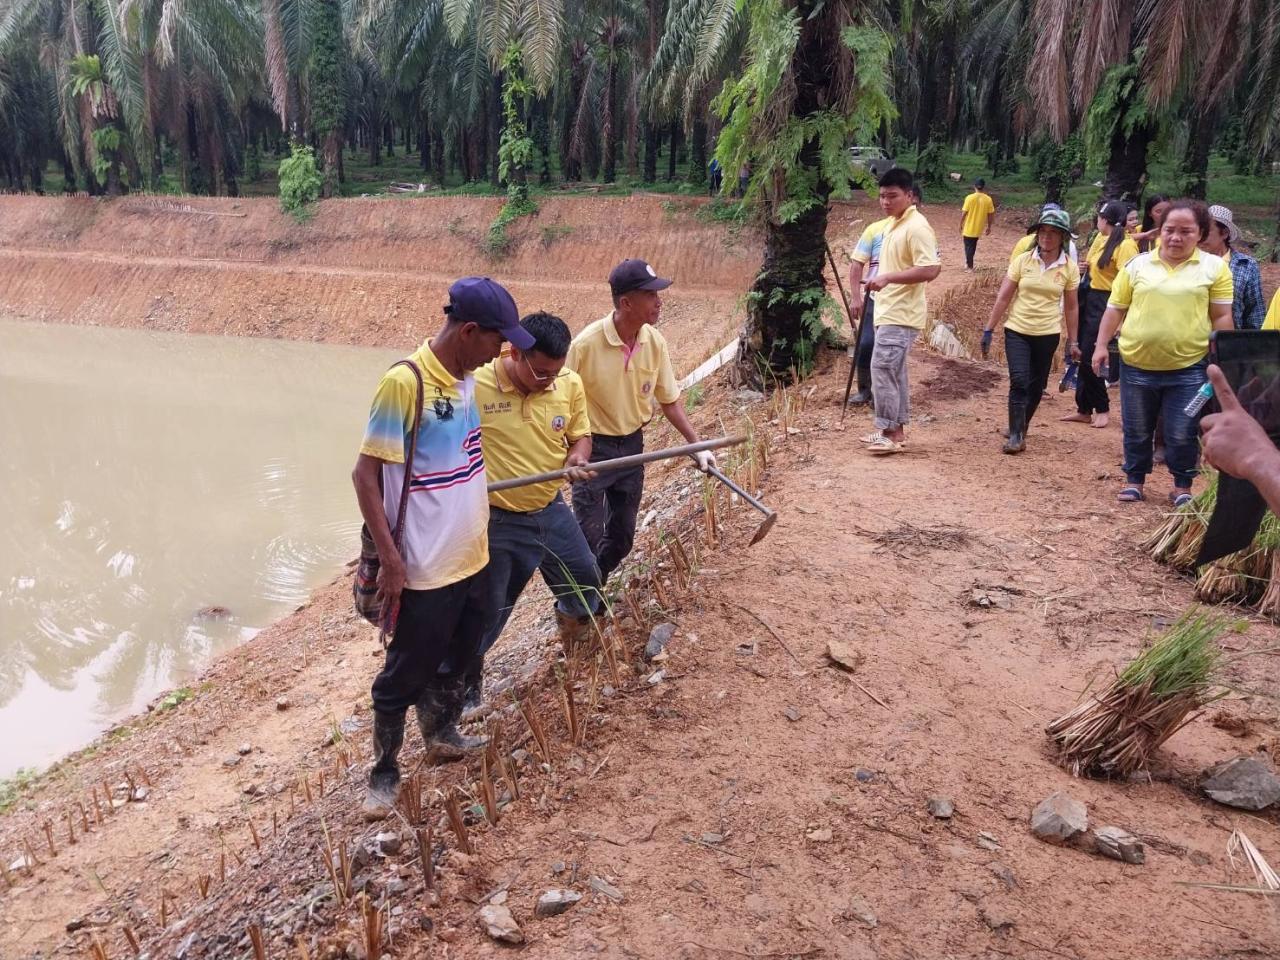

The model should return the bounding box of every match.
[535,889,583,917]
[1030,791,1088,844]
[1093,826,1145,865]
[1201,756,1280,811]
[645,623,676,660]
[477,904,523,943]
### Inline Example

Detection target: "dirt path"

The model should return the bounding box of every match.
[3,197,1278,959]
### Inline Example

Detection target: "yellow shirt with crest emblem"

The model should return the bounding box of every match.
[475,352,591,513]
[566,312,680,436]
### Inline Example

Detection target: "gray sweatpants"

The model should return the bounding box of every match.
[871,324,919,431]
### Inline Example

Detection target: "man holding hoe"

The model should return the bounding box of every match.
[567,259,715,582]
[352,277,532,820]
[465,311,604,709]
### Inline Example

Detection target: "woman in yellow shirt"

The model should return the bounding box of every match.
[982,208,1081,454]
[1091,201,1234,505]
[1063,201,1138,429]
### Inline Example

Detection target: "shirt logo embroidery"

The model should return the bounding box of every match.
[642,381,652,395]
[551,415,566,432]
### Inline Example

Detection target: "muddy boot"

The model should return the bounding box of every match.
[556,608,592,657]
[846,388,873,406]
[418,682,487,763]
[459,658,486,723]
[1003,408,1027,454]
[362,710,405,821]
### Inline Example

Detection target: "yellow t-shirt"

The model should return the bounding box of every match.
[873,206,940,331]
[475,354,591,513]
[1264,291,1280,331]
[1108,250,1234,371]
[961,191,996,238]
[1004,250,1080,336]
[1085,232,1139,292]
[566,312,680,436]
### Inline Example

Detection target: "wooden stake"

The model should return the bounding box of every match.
[248,922,267,960]
[301,776,312,804]
[219,850,226,882]
[89,936,109,960]
[249,819,261,852]
[137,765,152,788]
[516,697,551,765]
[66,811,76,845]
[479,755,500,826]
[196,874,211,899]
[562,670,580,746]
[92,790,104,824]
[502,753,521,802]
[444,790,472,855]
[123,925,141,956]
[317,769,326,797]
[272,810,279,837]
[22,836,40,870]
[160,894,169,928]
[42,820,56,857]
[0,856,13,888]
[77,800,90,832]
[415,825,434,891]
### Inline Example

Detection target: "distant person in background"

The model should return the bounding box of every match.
[1134,194,1171,253]
[1091,201,1234,506]
[981,208,1080,454]
[1200,205,1264,330]
[1061,200,1137,429]
[708,157,723,196]
[859,168,941,454]
[1125,207,1141,237]
[960,178,996,270]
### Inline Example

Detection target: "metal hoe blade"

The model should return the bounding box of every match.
[705,466,778,545]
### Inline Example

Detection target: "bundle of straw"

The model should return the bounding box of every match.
[1143,472,1280,620]
[1046,609,1230,777]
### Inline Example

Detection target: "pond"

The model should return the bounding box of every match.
[0,320,400,777]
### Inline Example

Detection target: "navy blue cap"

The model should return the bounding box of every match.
[445,277,533,350]
[609,259,672,297]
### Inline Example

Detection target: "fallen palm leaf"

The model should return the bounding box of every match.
[1228,829,1279,891]
[1046,608,1231,777]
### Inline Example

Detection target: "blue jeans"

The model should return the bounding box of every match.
[1119,361,1207,488]
[479,493,602,658]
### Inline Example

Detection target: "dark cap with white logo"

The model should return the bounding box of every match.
[608,259,673,297]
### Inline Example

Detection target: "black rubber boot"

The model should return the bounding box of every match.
[362,710,405,821]
[846,388,873,406]
[1003,407,1027,454]
[418,681,487,763]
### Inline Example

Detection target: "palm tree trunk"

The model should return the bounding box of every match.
[1180,109,1216,200]
[1102,120,1155,202]
[489,73,502,188]
[603,58,618,183]
[688,120,707,185]
[642,121,657,183]
[666,121,679,181]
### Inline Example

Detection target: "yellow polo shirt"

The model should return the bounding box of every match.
[873,206,940,330]
[566,312,680,436]
[1263,291,1280,331]
[1085,232,1139,292]
[1108,249,1233,371]
[1004,250,1080,337]
[961,191,995,238]
[475,353,591,513]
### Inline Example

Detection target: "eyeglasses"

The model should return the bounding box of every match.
[522,354,557,383]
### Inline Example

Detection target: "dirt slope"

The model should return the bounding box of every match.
[2,196,1278,960]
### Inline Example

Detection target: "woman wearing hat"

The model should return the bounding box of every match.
[1062,201,1138,428]
[1201,204,1265,330]
[981,208,1081,454]
[1091,200,1234,505]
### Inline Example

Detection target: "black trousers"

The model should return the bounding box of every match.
[1005,329,1060,434]
[370,569,492,717]
[571,430,645,581]
[1076,288,1110,415]
[854,297,877,393]
[963,236,979,269]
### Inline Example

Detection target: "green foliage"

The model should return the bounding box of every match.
[712,2,895,222]
[684,383,705,410]
[156,686,195,711]
[1028,134,1084,200]
[308,0,344,141]
[488,44,539,257]
[540,224,574,246]
[90,125,123,181]
[983,139,1017,176]
[914,132,949,185]
[1084,59,1158,169]
[68,54,106,102]
[278,142,322,217]
[0,766,39,813]
[246,143,261,182]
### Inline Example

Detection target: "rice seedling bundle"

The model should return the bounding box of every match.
[1046,609,1230,777]
[1142,472,1280,619]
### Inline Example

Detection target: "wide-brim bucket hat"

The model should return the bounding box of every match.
[1032,207,1076,240]
[1207,204,1240,245]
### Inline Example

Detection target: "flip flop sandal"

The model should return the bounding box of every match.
[866,435,903,455]
[1116,486,1145,503]
[1170,492,1193,509]
[858,432,884,444]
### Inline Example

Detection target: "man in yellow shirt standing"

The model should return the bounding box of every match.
[861,169,942,454]
[567,259,714,581]
[467,312,601,710]
[960,178,996,270]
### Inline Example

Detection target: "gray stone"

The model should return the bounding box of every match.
[222,755,241,768]
[733,389,766,404]
[1201,756,1280,811]
[976,832,1002,852]
[645,623,677,660]
[1093,826,1145,864]
[237,743,252,756]
[844,895,877,927]
[375,831,401,855]
[927,796,955,819]
[477,904,523,944]
[854,769,876,783]
[988,863,1017,889]
[784,707,801,722]
[588,875,624,902]
[1030,791,1088,844]
[550,860,567,875]
[535,889,583,917]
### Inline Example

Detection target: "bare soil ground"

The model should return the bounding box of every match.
[2,195,1279,960]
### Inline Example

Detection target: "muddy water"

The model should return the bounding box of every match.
[0,320,400,777]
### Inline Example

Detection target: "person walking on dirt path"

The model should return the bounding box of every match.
[352,277,535,821]
[960,178,996,270]
[1061,201,1137,429]
[567,259,715,582]
[1200,205,1264,331]
[846,184,928,408]
[1091,201,1234,506]
[981,208,1081,454]
[466,311,602,712]
[860,168,941,455]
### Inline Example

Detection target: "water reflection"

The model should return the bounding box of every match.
[0,320,399,776]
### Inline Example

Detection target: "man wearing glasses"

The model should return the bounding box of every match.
[466,311,602,711]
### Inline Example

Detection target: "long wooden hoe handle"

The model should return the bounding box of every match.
[486,435,747,492]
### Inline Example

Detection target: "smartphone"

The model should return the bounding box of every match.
[1208,330,1280,436]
